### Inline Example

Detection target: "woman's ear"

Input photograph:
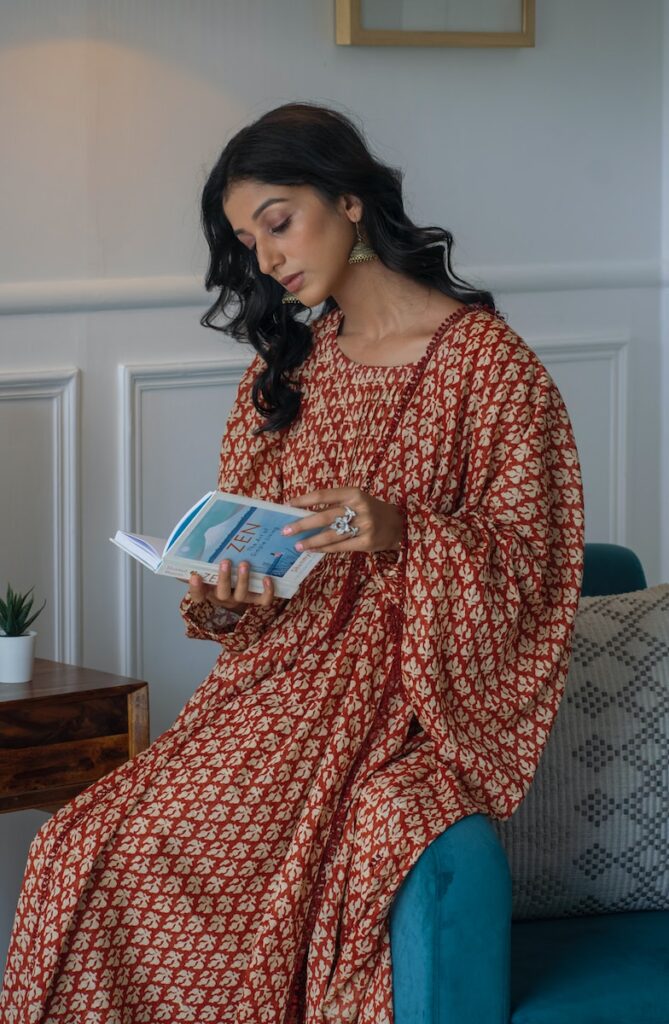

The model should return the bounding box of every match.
[338,193,364,223]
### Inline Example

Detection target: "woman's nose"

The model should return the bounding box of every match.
[255,238,283,278]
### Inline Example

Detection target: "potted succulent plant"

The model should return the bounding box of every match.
[0,584,46,684]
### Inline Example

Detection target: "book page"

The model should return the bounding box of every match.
[110,532,167,571]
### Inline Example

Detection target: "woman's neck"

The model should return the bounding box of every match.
[331,261,437,340]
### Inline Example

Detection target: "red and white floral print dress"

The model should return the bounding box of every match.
[0,304,585,1023]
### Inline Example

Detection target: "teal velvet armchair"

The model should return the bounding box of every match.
[389,543,669,1023]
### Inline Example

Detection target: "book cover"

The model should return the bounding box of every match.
[111,491,326,599]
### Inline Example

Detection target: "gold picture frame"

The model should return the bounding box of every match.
[335,0,535,47]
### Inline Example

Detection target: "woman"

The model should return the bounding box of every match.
[1,103,585,1023]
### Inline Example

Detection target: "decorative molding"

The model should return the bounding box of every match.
[0,261,666,316]
[0,369,81,663]
[529,332,629,545]
[118,358,251,677]
[0,276,209,315]
[479,260,667,294]
[662,259,669,283]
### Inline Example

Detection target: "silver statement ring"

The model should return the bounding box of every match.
[333,522,360,537]
[332,505,358,537]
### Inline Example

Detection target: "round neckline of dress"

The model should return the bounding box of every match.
[328,302,484,374]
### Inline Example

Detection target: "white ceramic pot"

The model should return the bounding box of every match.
[0,630,37,683]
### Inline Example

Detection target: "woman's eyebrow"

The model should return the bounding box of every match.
[233,198,288,236]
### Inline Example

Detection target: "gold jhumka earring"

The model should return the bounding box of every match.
[348,221,377,264]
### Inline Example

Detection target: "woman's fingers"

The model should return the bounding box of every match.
[229,562,277,607]
[232,561,250,603]
[293,506,364,552]
[282,504,350,539]
[189,562,277,610]
[281,493,404,554]
[188,572,209,603]
[259,575,276,606]
[215,560,234,604]
[281,506,358,554]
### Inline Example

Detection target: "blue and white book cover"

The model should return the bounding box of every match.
[167,493,321,578]
[111,490,326,598]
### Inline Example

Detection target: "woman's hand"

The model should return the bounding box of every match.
[285,488,405,554]
[187,560,278,611]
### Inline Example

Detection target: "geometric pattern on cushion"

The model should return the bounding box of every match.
[492,584,669,919]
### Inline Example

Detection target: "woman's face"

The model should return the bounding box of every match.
[223,180,360,307]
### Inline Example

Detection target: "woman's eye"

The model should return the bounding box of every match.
[269,218,291,236]
[238,216,291,251]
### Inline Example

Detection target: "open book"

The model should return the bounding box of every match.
[111,491,326,599]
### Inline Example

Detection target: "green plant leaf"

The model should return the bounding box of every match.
[0,584,45,636]
[22,599,46,633]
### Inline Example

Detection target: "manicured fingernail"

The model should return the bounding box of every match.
[220,560,230,570]
[295,542,303,552]
[240,563,248,573]
[282,526,292,535]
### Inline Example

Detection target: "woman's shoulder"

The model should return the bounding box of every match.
[455,303,517,349]
[449,306,562,417]
[452,305,545,376]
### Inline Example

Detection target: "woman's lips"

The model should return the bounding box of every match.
[282,272,304,291]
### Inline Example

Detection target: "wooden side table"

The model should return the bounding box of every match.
[0,658,149,813]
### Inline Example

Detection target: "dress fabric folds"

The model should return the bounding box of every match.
[0,304,585,1024]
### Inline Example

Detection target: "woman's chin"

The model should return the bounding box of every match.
[300,287,331,310]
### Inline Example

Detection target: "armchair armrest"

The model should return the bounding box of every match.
[390,813,512,1024]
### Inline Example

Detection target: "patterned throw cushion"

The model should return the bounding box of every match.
[492,583,669,919]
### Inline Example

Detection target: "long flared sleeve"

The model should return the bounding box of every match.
[382,325,585,820]
[179,351,289,645]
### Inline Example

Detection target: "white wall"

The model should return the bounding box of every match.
[661,0,669,576]
[0,0,666,975]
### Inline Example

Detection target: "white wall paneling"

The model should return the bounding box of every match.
[530,333,629,546]
[0,369,81,663]
[118,359,250,679]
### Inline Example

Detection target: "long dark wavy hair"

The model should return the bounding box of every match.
[200,102,495,434]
